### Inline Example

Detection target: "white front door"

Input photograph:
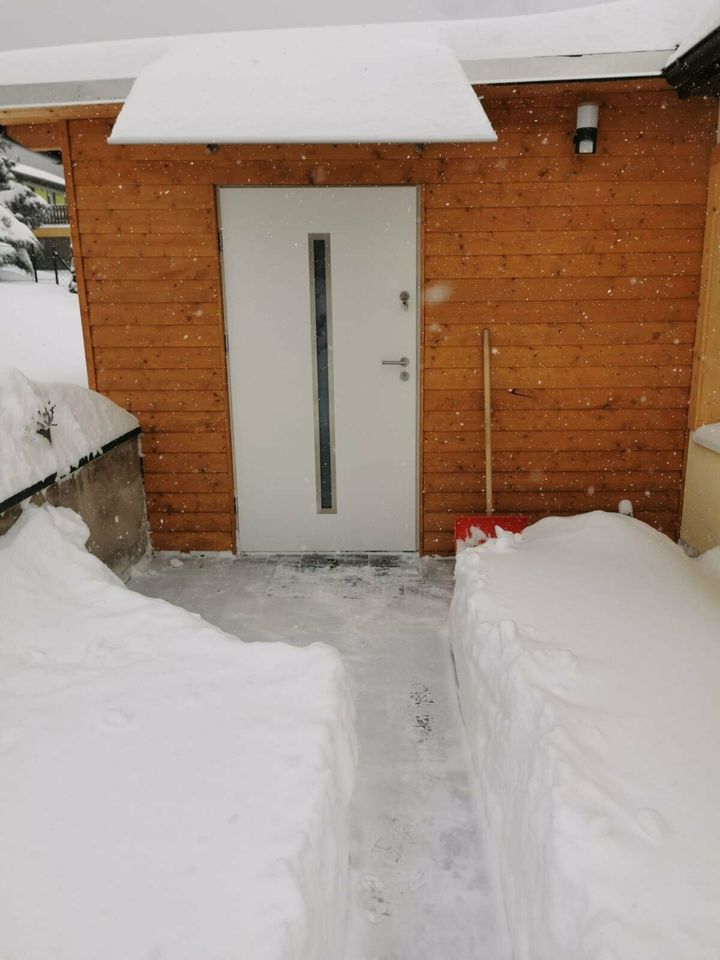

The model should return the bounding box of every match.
[219,186,418,553]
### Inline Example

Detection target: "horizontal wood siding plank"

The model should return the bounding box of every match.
[425,230,705,255]
[147,493,233,513]
[95,347,222,369]
[426,206,706,231]
[82,233,216,257]
[77,209,214,234]
[84,257,219,281]
[151,531,234,551]
[424,367,691,389]
[423,430,684,452]
[86,281,218,303]
[425,252,700,279]
[424,276,698,302]
[424,299,698,324]
[95,369,224,390]
[424,387,690,410]
[92,325,222,348]
[143,432,227,453]
[142,453,229,473]
[88,303,220,325]
[135,412,225,432]
[427,182,707,208]
[425,344,693,368]
[424,408,686,431]
[423,450,684,472]
[75,184,214,209]
[105,390,227,411]
[70,155,709,186]
[424,490,680,513]
[424,321,695,346]
[143,473,233,493]
[423,470,682,493]
[148,512,234,533]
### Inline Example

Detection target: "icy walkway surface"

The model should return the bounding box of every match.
[132,552,509,960]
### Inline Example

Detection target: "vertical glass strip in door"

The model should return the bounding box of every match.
[308,234,336,513]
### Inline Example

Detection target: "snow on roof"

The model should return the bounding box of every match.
[0,0,717,113]
[109,31,495,145]
[666,4,720,65]
[11,162,64,187]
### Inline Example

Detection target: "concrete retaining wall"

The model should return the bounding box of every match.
[0,435,148,578]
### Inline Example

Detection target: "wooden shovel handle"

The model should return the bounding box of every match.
[483,328,493,515]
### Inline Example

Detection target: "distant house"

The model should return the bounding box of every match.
[1,137,71,266]
[0,8,718,555]
[12,159,65,206]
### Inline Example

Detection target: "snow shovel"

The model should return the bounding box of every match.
[454,328,530,548]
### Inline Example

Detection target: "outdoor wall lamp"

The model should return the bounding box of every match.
[573,102,599,154]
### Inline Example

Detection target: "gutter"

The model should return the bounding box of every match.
[664,25,720,98]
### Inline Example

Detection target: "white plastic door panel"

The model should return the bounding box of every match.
[219,186,418,552]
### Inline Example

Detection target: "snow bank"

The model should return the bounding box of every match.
[0,504,356,960]
[0,366,137,503]
[450,511,720,960]
[0,272,87,386]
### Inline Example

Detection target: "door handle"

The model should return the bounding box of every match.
[381,357,410,366]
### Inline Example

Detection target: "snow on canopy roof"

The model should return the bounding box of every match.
[0,0,717,110]
[109,31,495,145]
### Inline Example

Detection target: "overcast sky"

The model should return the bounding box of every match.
[0,0,608,52]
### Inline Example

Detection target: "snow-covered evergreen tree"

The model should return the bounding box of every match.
[0,140,48,275]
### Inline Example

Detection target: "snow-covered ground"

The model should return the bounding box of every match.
[0,505,356,960]
[131,551,510,959]
[0,267,87,385]
[0,366,137,502]
[451,512,720,960]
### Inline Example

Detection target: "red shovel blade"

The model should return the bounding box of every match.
[454,514,531,544]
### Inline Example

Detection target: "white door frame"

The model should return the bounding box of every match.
[217,184,422,553]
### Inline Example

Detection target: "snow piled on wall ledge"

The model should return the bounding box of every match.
[450,511,720,959]
[692,421,720,455]
[0,504,356,960]
[0,366,138,504]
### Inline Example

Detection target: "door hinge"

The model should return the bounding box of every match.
[218,228,223,252]
[224,332,229,352]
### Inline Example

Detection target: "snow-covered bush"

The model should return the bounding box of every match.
[0,140,48,274]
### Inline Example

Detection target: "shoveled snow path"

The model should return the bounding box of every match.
[131,553,510,960]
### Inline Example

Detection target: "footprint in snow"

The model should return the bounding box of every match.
[360,874,391,923]
[409,683,434,705]
[101,708,133,730]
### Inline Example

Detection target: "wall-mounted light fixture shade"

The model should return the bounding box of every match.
[574,102,599,155]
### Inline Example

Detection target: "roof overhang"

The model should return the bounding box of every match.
[0,3,718,132]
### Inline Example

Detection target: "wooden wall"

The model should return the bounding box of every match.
[42,78,717,552]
